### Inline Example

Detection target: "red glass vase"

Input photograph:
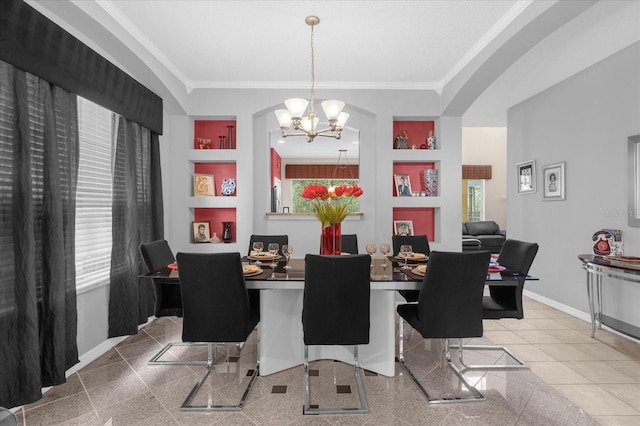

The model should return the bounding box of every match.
[320,223,342,255]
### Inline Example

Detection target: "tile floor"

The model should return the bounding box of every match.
[12,296,640,425]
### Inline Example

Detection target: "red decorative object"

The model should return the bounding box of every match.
[320,222,342,255]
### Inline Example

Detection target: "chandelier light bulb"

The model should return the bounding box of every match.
[321,100,345,122]
[300,116,319,133]
[284,98,308,119]
[274,109,292,128]
[336,112,349,129]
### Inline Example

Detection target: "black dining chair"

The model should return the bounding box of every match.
[248,234,289,256]
[139,240,182,317]
[303,254,371,415]
[341,234,359,254]
[392,234,431,303]
[149,252,260,411]
[451,239,539,370]
[397,250,491,403]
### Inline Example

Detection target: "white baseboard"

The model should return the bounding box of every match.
[523,290,592,322]
[523,290,640,344]
[41,318,155,395]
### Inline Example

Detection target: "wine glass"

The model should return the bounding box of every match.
[252,241,264,265]
[282,244,293,269]
[366,243,377,256]
[268,243,279,268]
[366,243,377,275]
[380,243,391,278]
[400,244,412,269]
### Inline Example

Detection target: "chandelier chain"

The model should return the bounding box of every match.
[309,23,315,116]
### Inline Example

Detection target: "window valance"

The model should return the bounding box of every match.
[462,165,492,180]
[0,0,163,134]
[285,164,359,179]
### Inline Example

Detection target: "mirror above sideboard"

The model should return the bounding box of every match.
[269,126,360,214]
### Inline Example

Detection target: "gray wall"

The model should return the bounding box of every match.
[507,42,640,326]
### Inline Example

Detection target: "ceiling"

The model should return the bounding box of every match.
[90,0,519,91]
[27,0,605,131]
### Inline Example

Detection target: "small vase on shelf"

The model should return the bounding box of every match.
[227,125,234,149]
[210,232,221,243]
[222,222,233,243]
[427,131,436,149]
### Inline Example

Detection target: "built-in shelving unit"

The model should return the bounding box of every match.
[189,119,239,245]
[391,119,440,243]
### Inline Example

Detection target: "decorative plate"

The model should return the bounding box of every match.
[243,265,263,276]
[397,252,428,261]
[412,264,427,276]
[221,178,236,196]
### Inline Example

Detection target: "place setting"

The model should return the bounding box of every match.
[242,264,263,277]
[247,242,283,267]
[392,245,429,269]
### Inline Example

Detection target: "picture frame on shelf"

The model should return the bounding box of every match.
[542,162,566,201]
[516,160,536,194]
[192,221,211,243]
[394,173,412,196]
[194,173,214,196]
[195,138,211,149]
[394,220,414,236]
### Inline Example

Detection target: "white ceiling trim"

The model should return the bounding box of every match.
[185,80,441,93]
[440,0,534,89]
[95,0,191,90]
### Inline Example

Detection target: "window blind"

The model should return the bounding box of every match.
[75,97,113,290]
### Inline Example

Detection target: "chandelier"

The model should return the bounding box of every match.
[332,149,354,181]
[274,16,349,143]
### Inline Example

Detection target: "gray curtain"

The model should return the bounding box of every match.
[108,116,164,337]
[0,61,79,408]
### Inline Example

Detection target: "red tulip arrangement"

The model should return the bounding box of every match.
[301,183,364,228]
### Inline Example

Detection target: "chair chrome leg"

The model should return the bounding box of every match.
[449,340,528,371]
[148,342,211,365]
[303,345,369,415]
[179,342,260,411]
[398,319,485,404]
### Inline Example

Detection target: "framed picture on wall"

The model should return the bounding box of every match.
[516,160,536,194]
[542,162,565,201]
[194,173,214,196]
[192,221,211,243]
[394,174,412,196]
[393,220,414,236]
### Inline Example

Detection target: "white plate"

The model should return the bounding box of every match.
[243,265,263,276]
[397,253,428,262]
[247,254,281,261]
[411,264,427,275]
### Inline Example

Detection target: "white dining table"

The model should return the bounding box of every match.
[147,256,535,377]
[246,257,413,377]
